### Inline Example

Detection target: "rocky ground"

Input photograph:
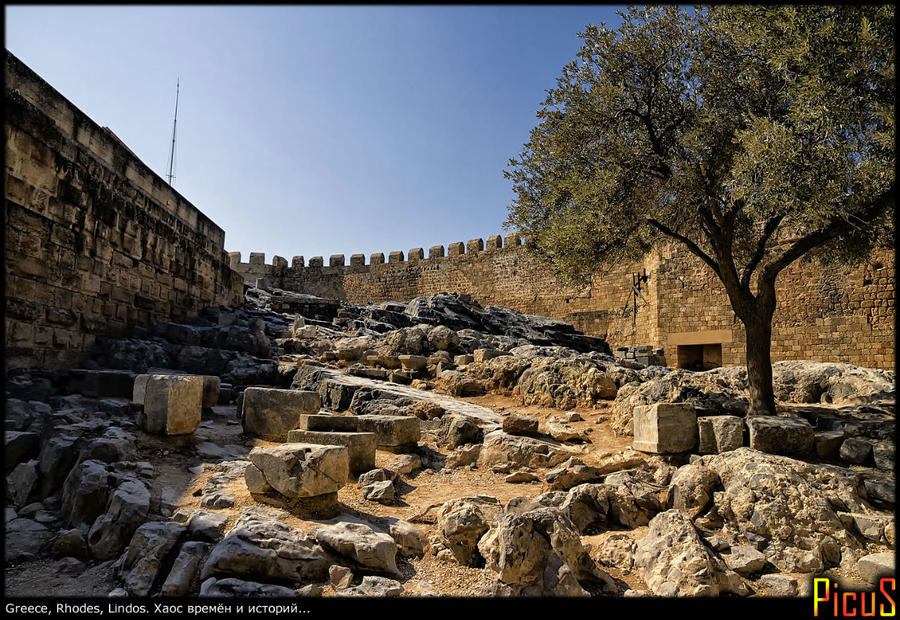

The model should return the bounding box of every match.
[5,288,895,598]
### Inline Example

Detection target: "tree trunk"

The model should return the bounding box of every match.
[744,313,777,416]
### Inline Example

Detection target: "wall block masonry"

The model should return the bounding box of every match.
[5,51,244,370]
[231,237,894,370]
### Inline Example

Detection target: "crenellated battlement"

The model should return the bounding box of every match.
[228,231,529,277]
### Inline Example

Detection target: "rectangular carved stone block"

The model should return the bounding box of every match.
[633,403,697,454]
[697,415,743,454]
[746,415,814,458]
[286,429,376,473]
[142,375,203,435]
[241,387,322,441]
[297,414,359,432]
[248,443,349,498]
[356,415,420,452]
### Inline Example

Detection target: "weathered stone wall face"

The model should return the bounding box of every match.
[233,238,894,370]
[5,51,244,370]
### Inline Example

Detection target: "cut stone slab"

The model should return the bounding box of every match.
[286,429,376,473]
[137,371,220,408]
[297,414,359,432]
[293,366,501,429]
[858,552,895,585]
[356,415,420,451]
[745,416,814,458]
[398,355,427,371]
[633,403,698,454]
[697,416,743,454]
[140,375,203,435]
[241,387,321,441]
[248,443,349,498]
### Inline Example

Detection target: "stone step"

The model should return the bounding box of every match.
[297,414,359,432]
[286,430,376,473]
[356,415,420,452]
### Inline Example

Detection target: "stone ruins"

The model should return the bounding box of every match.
[4,49,896,599]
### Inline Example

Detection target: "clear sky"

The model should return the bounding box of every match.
[5,6,625,263]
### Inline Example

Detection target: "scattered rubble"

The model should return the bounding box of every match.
[4,288,894,598]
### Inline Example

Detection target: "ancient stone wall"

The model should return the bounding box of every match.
[5,51,244,370]
[232,236,894,370]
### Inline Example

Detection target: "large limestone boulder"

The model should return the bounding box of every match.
[87,478,151,560]
[745,416,814,458]
[313,521,400,576]
[702,448,868,573]
[560,477,662,533]
[634,509,747,596]
[477,507,614,596]
[632,403,698,453]
[241,388,321,441]
[666,462,720,518]
[140,375,203,435]
[119,521,187,596]
[477,431,578,470]
[771,361,894,405]
[201,508,333,584]
[516,358,618,409]
[247,443,349,499]
[435,495,503,566]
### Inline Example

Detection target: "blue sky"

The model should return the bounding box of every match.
[5,6,625,262]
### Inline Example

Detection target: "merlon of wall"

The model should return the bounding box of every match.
[229,231,525,275]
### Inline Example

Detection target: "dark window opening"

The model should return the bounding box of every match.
[676,343,722,371]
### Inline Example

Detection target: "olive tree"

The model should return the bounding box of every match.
[505,5,894,415]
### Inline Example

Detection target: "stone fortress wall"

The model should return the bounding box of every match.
[4,49,892,374]
[231,235,895,371]
[5,51,245,370]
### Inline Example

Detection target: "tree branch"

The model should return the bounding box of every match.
[740,214,785,289]
[760,189,894,284]
[647,217,721,277]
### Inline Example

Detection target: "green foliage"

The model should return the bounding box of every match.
[505,5,894,289]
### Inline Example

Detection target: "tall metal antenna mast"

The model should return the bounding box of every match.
[165,78,179,186]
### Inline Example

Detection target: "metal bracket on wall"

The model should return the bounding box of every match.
[622,269,650,345]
